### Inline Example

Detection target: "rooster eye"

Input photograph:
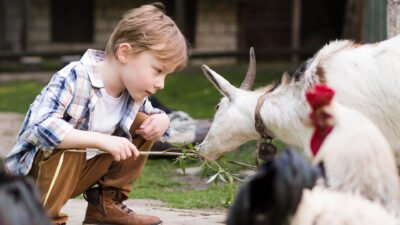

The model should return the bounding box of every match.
[215,104,220,111]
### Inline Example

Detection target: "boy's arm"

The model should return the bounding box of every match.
[135,113,169,141]
[28,69,139,161]
[57,129,139,161]
[27,73,75,151]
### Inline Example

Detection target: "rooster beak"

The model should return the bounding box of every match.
[326,117,335,126]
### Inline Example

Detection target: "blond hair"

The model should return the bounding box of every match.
[105,2,188,71]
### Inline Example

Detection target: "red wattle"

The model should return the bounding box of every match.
[310,126,333,156]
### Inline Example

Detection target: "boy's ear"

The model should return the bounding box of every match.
[116,43,132,64]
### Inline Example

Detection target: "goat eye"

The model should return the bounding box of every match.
[215,104,220,111]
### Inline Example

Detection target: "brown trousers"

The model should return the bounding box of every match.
[28,113,154,223]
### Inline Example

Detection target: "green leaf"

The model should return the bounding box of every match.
[179,158,186,174]
[219,174,228,183]
[206,173,219,184]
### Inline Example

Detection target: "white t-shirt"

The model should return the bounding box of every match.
[87,88,127,160]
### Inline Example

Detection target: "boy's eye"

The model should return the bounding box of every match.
[153,67,162,74]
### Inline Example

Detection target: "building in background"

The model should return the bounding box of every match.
[0,0,388,66]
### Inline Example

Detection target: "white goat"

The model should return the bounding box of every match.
[199,35,400,166]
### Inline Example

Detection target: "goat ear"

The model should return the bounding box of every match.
[201,65,237,99]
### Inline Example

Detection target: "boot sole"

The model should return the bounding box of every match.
[82,222,116,225]
[83,223,163,225]
[82,223,115,225]
[83,223,114,225]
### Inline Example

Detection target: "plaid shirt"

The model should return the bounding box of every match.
[5,49,165,175]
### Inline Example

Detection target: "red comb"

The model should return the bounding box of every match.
[306,84,335,109]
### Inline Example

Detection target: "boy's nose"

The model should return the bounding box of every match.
[155,78,165,90]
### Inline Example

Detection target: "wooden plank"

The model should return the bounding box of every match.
[291,0,301,65]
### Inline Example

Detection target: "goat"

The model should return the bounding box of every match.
[227,149,399,225]
[198,35,400,168]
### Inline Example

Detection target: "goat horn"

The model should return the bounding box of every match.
[240,47,256,90]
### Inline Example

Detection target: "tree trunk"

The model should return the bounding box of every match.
[387,0,400,37]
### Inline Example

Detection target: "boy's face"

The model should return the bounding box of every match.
[120,50,173,102]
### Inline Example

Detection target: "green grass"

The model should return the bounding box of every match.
[155,65,282,118]
[0,65,281,117]
[0,65,283,209]
[0,81,43,113]
[0,156,4,172]
[130,140,286,209]
[130,159,236,208]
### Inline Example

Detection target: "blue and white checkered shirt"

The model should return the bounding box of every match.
[5,49,165,175]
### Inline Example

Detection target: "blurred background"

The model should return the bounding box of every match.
[0,0,394,210]
[0,0,387,71]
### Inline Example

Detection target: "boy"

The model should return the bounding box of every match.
[5,2,188,225]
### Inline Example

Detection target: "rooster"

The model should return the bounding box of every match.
[227,149,399,225]
[305,84,400,214]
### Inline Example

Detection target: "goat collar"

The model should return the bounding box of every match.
[254,91,274,140]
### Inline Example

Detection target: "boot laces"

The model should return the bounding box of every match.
[112,191,133,214]
[120,203,133,213]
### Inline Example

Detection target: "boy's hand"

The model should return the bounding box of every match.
[100,135,139,161]
[135,113,170,141]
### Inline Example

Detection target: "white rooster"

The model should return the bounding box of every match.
[305,84,400,214]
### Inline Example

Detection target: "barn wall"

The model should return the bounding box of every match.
[26,0,144,52]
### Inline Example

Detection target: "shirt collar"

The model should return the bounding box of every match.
[80,49,105,88]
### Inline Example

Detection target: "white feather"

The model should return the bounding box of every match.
[291,187,399,225]
[312,101,400,214]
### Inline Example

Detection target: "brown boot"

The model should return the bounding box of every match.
[82,187,162,225]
